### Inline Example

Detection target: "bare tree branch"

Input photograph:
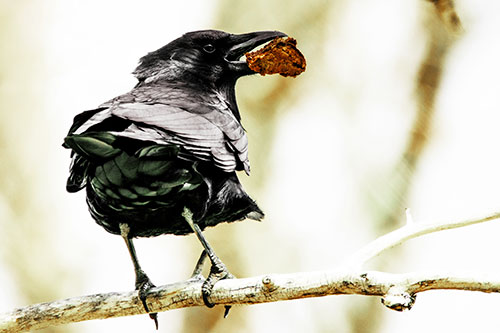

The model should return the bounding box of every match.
[2,269,500,332]
[1,210,500,332]
[427,0,463,33]
[345,210,500,267]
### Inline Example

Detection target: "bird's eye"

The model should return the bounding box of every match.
[203,44,216,53]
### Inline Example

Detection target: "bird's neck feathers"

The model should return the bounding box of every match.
[133,59,191,85]
[217,77,241,121]
[134,62,243,122]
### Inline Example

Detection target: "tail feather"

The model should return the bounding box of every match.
[246,209,264,221]
[67,154,90,192]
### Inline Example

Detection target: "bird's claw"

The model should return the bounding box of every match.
[202,260,234,317]
[136,270,159,329]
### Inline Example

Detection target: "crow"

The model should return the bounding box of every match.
[63,29,286,327]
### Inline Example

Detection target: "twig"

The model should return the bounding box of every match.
[2,269,500,332]
[345,211,500,267]
[427,0,463,33]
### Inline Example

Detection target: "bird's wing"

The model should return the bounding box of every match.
[67,100,249,174]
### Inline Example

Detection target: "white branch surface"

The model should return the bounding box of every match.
[1,210,500,332]
[2,270,500,332]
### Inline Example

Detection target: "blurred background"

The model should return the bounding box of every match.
[1,0,500,332]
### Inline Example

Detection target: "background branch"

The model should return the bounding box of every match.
[345,210,500,267]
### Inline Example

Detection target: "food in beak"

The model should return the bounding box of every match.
[245,37,306,77]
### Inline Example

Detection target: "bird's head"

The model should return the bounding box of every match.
[133,29,287,86]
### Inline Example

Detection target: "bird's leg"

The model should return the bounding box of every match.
[120,223,159,329]
[189,250,208,281]
[182,208,233,316]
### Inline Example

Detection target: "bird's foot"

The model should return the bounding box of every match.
[202,258,234,318]
[136,269,159,329]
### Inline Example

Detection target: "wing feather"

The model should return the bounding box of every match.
[66,87,250,173]
[108,102,249,173]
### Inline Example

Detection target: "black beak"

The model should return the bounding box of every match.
[226,31,287,75]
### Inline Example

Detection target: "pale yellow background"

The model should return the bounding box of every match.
[1,1,500,332]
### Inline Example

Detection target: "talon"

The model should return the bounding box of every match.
[201,260,235,314]
[136,269,159,329]
[202,289,216,308]
[138,287,155,313]
[137,272,156,311]
[149,313,159,330]
[223,305,231,318]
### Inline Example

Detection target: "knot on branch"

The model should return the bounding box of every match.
[261,276,277,292]
[381,286,416,311]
